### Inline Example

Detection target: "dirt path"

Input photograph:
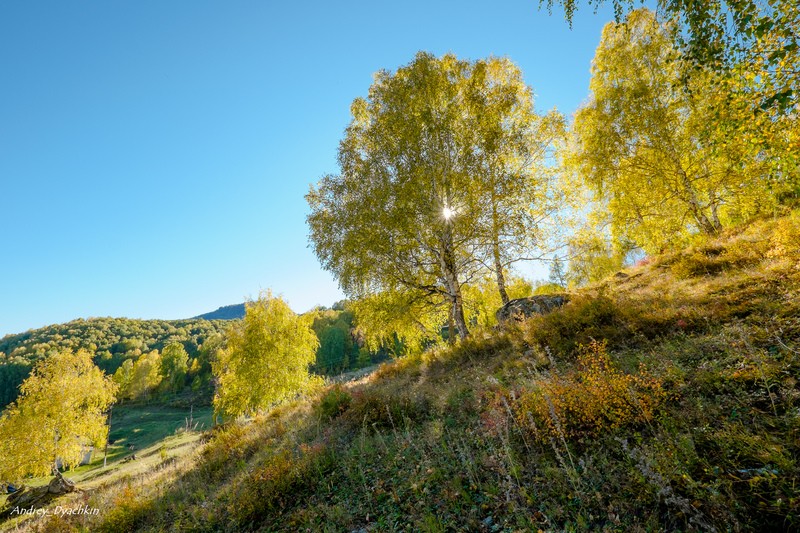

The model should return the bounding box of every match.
[329,363,381,383]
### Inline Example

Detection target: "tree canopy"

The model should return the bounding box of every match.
[160,343,189,393]
[541,0,798,106]
[212,293,319,419]
[0,349,117,482]
[307,52,561,342]
[568,8,773,253]
[542,0,799,200]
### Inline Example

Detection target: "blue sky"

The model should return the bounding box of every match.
[0,0,621,338]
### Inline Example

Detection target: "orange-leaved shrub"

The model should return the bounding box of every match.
[514,340,667,442]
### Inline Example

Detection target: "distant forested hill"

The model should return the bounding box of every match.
[0,317,229,409]
[193,304,245,320]
[0,304,390,412]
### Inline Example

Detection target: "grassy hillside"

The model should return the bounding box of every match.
[0,403,211,529]
[5,212,800,532]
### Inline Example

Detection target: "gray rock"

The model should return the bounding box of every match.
[496,295,569,324]
[2,473,75,515]
[47,472,75,494]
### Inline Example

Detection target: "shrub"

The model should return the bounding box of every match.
[767,213,800,266]
[525,292,707,358]
[671,237,772,279]
[98,485,152,533]
[514,340,667,442]
[316,384,352,421]
[670,247,728,278]
[523,295,623,357]
[345,388,431,429]
[228,443,335,528]
[198,423,256,480]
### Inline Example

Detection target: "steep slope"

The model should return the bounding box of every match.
[6,212,800,532]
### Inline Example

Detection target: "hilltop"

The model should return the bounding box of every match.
[4,211,800,532]
[192,304,246,321]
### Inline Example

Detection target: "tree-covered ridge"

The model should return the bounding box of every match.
[192,304,246,321]
[0,317,230,409]
[0,309,392,411]
[0,317,229,365]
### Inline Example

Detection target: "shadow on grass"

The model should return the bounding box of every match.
[106,404,213,464]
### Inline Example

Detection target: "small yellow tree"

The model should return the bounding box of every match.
[127,350,162,401]
[160,343,189,393]
[212,292,319,419]
[0,349,117,482]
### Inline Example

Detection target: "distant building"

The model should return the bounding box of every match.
[55,446,93,470]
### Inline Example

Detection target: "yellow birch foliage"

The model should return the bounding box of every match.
[212,292,319,419]
[569,9,774,254]
[0,349,117,481]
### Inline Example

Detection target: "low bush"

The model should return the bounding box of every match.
[768,213,800,266]
[523,295,623,357]
[227,443,335,529]
[514,340,667,442]
[524,291,709,359]
[98,485,152,533]
[316,384,352,421]
[197,423,259,481]
[345,388,431,429]
[671,249,729,278]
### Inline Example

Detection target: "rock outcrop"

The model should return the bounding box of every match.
[495,294,569,324]
[0,472,75,516]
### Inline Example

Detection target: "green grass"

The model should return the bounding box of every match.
[106,403,213,461]
[0,403,212,530]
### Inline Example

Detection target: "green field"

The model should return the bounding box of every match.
[104,403,213,465]
[0,403,213,526]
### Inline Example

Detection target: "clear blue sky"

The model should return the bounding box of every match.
[0,0,621,338]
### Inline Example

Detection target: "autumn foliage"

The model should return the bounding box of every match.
[514,340,666,441]
[0,349,117,482]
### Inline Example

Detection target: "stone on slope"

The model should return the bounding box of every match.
[495,295,568,324]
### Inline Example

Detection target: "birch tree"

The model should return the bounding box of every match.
[569,9,772,253]
[212,293,318,419]
[0,349,117,482]
[307,52,559,339]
